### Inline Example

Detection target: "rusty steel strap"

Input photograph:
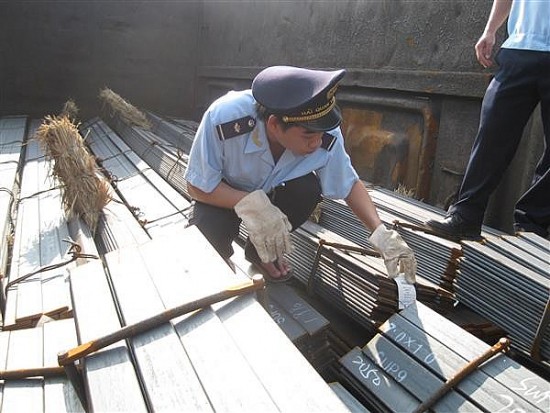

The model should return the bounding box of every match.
[412,337,510,413]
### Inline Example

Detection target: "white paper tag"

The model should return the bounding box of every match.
[394,274,416,309]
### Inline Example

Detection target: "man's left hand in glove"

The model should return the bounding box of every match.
[369,223,417,284]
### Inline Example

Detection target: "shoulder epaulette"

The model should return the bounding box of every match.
[216,116,256,141]
[321,132,337,151]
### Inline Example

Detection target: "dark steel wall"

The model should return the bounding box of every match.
[0,1,199,120]
[0,1,544,232]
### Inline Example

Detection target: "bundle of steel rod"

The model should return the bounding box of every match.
[145,110,198,153]
[97,114,192,200]
[456,239,550,370]
[319,196,462,293]
[338,302,548,413]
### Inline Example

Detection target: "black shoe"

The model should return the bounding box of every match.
[424,213,482,240]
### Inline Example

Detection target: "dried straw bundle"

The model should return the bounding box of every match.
[99,88,151,129]
[60,99,79,120]
[35,115,112,233]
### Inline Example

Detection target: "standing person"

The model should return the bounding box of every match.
[184,65,417,283]
[426,0,550,239]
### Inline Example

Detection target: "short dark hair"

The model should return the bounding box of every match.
[255,103,294,131]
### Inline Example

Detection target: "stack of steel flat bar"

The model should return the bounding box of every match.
[484,234,549,276]
[80,117,152,253]
[88,112,547,376]
[456,238,550,369]
[230,241,357,380]
[338,302,549,412]
[146,110,198,153]
[369,187,503,237]
[81,118,191,250]
[500,232,550,255]
[99,114,192,199]
[94,191,151,254]
[67,225,350,412]
[319,197,462,293]
[0,116,26,304]
[282,220,455,332]
[235,203,455,330]
[329,381,372,413]
[4,120,75,330]
[0,319,84,412]
[266,283,334,373]
[518,230,550,251]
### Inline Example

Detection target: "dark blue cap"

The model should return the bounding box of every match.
[252,66,346,132]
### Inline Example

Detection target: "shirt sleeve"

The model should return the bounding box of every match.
[316,128,359,199]
[184,109,224,193]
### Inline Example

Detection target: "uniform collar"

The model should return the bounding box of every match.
[244,120,305,166]
[244,120,268,154]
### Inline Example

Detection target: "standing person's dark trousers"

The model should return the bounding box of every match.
[190,172,322,261]
[446,49,550,238]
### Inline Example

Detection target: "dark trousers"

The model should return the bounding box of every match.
[450,49,550,236]
[190,172,322,260]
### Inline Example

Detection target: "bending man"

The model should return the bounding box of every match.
[185,65,417,283]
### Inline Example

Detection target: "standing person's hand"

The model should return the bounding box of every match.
[475,32,497,68]
[235,190,293,262]
[369,224,417,284]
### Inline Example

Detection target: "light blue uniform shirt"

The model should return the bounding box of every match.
[502,0,550,51]
[185,90,359,199]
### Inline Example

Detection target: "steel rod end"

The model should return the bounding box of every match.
[498,337,511,350]
[251,273,265,289]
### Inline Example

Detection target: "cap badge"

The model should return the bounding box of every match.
[233,122,241,133]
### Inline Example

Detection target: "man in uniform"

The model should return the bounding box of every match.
[425,0,550,240]
[185,65,417,283]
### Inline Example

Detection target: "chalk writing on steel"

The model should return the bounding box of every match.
[510,378,550,406]
[385,322,436,364]
[268,304,285,324]
[289,302,319,324]
[351,354,381,386]
[377,351,408,383]
[495,394,527,413]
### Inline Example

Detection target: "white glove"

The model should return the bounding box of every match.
[234,190,293,263]
[369,224,417,284]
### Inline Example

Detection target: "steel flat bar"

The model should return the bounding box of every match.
[58,275,265,365]
[399,302,550,410]
[412,338,510,413]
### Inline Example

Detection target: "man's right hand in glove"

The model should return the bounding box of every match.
[234,190,293,263]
